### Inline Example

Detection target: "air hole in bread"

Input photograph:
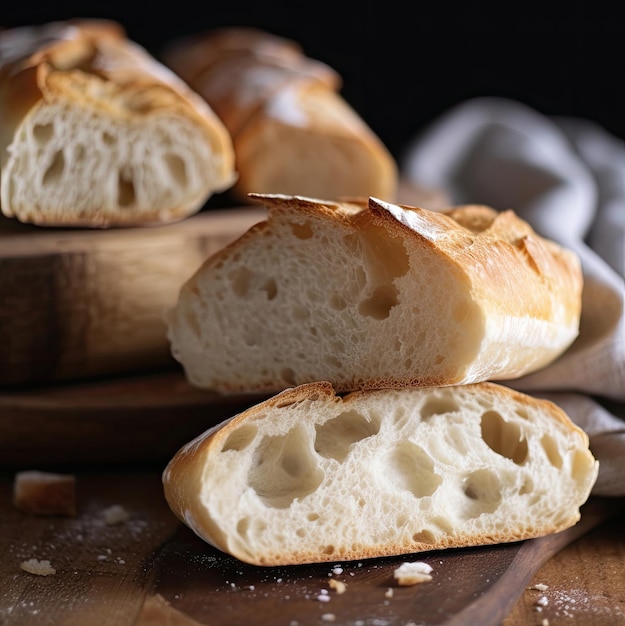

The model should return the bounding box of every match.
[236,517,250,537]
[164,153,188,187]
[421,393,460,419]
[462,469,502,516]
[247,426,323,508]
[117,172,136,207]
[314,409,380,462]
[230,267,253,297]
[481,410,528,465]
[33,122,54,145]
[329,294,347,311]
[280,368,297,385]
[42,150,65,186]
[290,221,314,239]
[262,278,278,300]
[307,512,320,521]
[102,131,115,146]
[322,545,335,555]
[386,442,442,498]
[520,476,534,495]
[222,424,258,452]
[412,529,436,544]
[323,354,342,369]
[296,528,306,537]
[541,434,563,468]
[358,284,399,320]
[572,448,598,483]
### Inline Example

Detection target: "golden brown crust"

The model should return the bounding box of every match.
[162,28,398,204]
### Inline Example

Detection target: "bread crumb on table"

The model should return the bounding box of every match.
[328,579,346,594]
[102,504,130,525]
[13,470,76,516]
[20,558,56,576]
[393,561,433,586]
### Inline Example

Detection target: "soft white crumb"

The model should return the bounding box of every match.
[20,558,56,576]
[393,561,433,585]
[102,504,130,525]
[536,596,549,607]
[385,588,394,598]
[530,583,549,591]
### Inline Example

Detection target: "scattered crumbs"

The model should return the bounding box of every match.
[332,566,343,575]
[321,614,336,623]
[102,504,130,525]
[317,590,331,602]
[393,561,433,586]
[536,596,549,607]
[328,579,346,594]
[20,559,56,576]
[289,622,299,626]
[530,583,549,591]
[541,619,550,626]
[385,588,394,598]
[247,585,255,591]
[276,578,282,583]
[354,621,365,626]
[96,555,107,561]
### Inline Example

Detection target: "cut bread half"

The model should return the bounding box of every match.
[166,194,583,395]
[162,381,598,566]
[0,19,236,227]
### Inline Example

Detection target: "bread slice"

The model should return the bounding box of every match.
[162,381,598,566]
[162,27,398,203]
[166,194,583,394]
[0,19,236,227]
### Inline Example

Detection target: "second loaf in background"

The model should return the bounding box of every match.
[167,194,583,395]
[161,27,398,203]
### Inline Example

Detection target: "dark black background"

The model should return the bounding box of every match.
[3,2,622,163]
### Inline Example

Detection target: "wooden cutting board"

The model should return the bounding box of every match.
[1,470,622,626]
[0,206,266,387]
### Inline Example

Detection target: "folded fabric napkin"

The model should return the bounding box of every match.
[402,96,625,496]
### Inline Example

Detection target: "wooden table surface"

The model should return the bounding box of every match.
[1,468,623,626]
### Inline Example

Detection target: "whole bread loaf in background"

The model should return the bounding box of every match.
[161,27,398,203]
[167,194,583,395]
[162,380,598,566]
[0,19,236,227]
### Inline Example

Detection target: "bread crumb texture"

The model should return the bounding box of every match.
[20,559,56,576]
[162,381,597,566]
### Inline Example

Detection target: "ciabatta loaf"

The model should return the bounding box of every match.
[0,20,236,227]
[167,194,583,394]
[162,381,598,566]
[162,27,398,203]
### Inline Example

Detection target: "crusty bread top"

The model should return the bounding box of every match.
[162,380,598,566]
[167,193,583,394]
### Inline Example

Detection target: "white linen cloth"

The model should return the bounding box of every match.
[402,97,625,496]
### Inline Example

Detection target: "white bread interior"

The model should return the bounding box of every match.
[166,194,583,395]
[162,381,598,566]
[162,27,398,203]
[0,19,237,227]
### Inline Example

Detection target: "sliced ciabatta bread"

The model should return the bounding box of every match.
[162,27,398,203]
[166,194,583,394]
[162,381,598,566]
[0,20,236,227]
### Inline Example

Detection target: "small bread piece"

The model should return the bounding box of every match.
[0,19,236,227]
[162,381,598,566]
[167,194,583,395]
[13,470,76,516]
[162,27,398,203]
